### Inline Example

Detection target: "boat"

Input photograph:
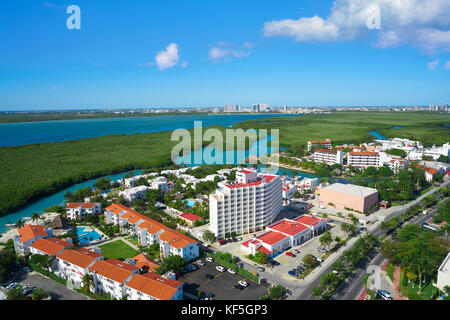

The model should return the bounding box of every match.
[5,223,15,228]
[23,217,32,221]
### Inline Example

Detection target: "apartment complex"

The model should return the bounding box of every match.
[209,170,283,238]
[105,204,199,261]
[347,152,381,168]
[13,225,52,254]
[313,149,343,165]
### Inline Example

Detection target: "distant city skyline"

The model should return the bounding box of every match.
[1,0,450,110]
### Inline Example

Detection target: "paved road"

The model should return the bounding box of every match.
[292,180,448,300]
[334,205,441,300]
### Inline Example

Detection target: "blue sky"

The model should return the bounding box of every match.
[0,0,449,110]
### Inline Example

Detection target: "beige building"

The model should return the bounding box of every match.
[316,183,379,214]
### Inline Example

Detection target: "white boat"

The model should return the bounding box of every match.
[5,223,15,228]
[23,217,32,221]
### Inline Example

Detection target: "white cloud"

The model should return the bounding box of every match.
[263,0,450,53]
[444,61,450,70]
[427,59,439,70]
[208,42,254,62]
[155,43,180,70]
[264,15,340,42]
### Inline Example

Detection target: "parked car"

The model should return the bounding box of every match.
[332,270,339,274]
[313,255,323,263]
[238,280,249,287]
[256,266,265,272]
[205,257,214,262]
[218,239,226,245]
[203,293,214,300]
[237,237,243,241]
[422,210,428,215]
[293,249,300,254]
[186,264,197,272]
[286,252,296,257]
[205,274,214,280]
[318,247,327,253]
[216,266,226,272]
[6,283,20,291]
[201,243,210,248]
[181,267,189,273]
[227,269,237,274]
[22,267,32,273]
[196,260,206,266]
[288,270,298,277]
[376,290,393,300]
[234,284,244,290]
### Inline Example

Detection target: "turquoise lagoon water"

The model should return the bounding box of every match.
[0,170,142,234]
[0,114,300,147]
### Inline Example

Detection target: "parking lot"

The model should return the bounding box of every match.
[2,268,88,300]
[177,259,269,300]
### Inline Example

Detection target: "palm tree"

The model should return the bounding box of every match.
[15,219,25,229]
[31,213,41,224]
[82,274,95,293]
[319,231,333,251]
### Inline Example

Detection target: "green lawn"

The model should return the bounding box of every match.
[399,270,438,300]
[99,240,139,260]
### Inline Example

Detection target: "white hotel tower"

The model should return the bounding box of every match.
[209,169,283,239]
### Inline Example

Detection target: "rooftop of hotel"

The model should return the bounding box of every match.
[225,175,277,189]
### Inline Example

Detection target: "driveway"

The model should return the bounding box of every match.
[12,271,89,300]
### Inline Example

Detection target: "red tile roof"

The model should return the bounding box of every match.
[269,220,309,236]
[89,259,138,283]
[425,167,439,175]
[158,230,198,249]
[66,203,98,209]
[57,248,103,268]
[256,231,287,245]
[18,225,48,243]
[314,149,337,154]
[30,237,72,255]
[126,272,181,300]
[180,213,203,222]
[132,254,159,272]
[349,152,379,156]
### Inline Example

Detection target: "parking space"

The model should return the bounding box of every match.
[5,270,88,300]
[178,259,269,300]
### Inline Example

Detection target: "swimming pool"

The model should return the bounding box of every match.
[186,199,196,208]
[75,227,102,245]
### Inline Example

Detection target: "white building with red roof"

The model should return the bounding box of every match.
[88,259,139,300]
[56,248,104,286]
[241,214,327,257]
[13,225,52,254]
[105,204,199,260]
[209,170,282,238]
[66,202,103,220]
[179,212,203,227]
[29,237,73,257]
[125,272,183,300]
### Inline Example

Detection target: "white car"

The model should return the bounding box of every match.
[202,243,210,248]
[197,260,206,266]
[227,269,237,274]
[216,266,226,272]
[205,257,214,262]
[238,280,249,287]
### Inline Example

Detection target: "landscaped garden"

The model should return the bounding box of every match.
[99,240,139,260]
